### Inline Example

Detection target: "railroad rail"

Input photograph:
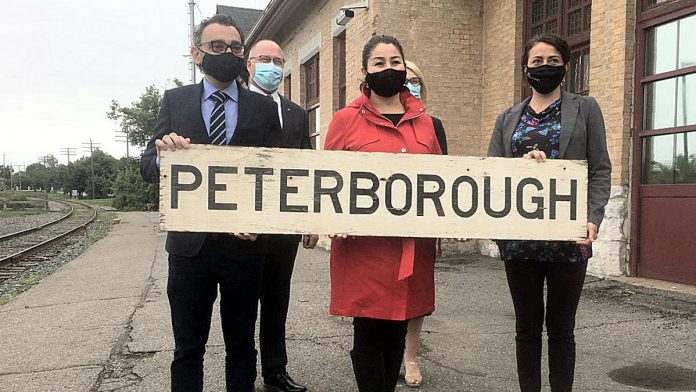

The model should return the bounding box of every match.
[0,200,98,277]
[0,199,74,241]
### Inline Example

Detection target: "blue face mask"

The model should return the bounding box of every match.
[407,82,421,99]
[253,63,283,91]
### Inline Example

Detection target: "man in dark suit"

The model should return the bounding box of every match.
[246,40,318,392]
[140,15,281,392]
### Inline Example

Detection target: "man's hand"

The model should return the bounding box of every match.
[576,222,598,245]
[155,132,191,157]
[302,234,319,249]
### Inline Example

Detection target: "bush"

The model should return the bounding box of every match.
[112,166,158,211]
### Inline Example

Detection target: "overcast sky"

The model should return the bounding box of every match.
[0,0,270,169]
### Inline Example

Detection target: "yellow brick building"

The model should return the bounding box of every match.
[236,0,696,286]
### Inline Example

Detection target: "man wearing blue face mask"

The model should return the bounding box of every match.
[246,39,317,392]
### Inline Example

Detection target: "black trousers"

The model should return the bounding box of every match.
[259,236,300,378]
[505,259,588,392]
[351,317,409,392]
[167,236,265,392]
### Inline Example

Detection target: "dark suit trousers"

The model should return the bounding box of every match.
[259,236,300,377]
[505,259,587,392]
[167,236,265,392]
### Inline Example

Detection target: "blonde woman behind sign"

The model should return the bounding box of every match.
[401,60,447,389]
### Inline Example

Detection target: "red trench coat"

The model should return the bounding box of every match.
[323,89,442,321]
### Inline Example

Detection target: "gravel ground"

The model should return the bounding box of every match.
[0,212,114,304]
[0,200,71,236]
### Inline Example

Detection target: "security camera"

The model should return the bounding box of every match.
[335,9,355,26]
[335,1,368,26]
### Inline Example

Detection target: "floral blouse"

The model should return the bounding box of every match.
[497,98,591,263]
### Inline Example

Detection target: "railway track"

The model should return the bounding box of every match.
[0,200,97,282]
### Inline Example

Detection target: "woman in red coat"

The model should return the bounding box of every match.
[323,35,442,392]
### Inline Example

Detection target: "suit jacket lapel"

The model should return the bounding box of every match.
[232,81,251,145]
[191,82,209,144]
[503,97,531,157]
[280,97,290,133]
[559,91,579,158]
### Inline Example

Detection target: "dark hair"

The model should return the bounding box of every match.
[361,34,405,69]
[193,14,244,46]
[521,33,570,72]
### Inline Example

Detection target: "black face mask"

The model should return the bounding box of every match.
[365,68,407,98]
[526,65,566,94]
[201,52,245,83]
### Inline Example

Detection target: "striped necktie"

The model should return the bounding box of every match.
[209,91,228,145]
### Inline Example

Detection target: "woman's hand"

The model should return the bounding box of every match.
[302,234,319,249]
[522,149,547,162]
[576,223,597,245]
[328,234,351,239]
[232,233,258,241]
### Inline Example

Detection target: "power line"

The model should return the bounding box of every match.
[115,130,130,159]
[60,147,77,164]
[81,139,101,200]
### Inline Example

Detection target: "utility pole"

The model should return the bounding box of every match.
[188,0,197,84]
[115,130,130,159]
[81,139,101,200]
[60,147,77,164]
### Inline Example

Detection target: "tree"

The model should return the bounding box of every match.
[0,165,13,189]
[107,80,183,147]
[112,158,158,211]
[64,150,118,198]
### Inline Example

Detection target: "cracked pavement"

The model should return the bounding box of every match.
[0,212,694,391]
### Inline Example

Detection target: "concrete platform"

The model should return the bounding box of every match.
[0,212,694,391]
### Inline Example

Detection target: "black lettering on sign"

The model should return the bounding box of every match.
[484,176,511,218]
[280,169,309,212]
[208,166,237,210]
[385,173,412,216]
[550,179,577,220]
[452,176,478,218]
[171,164,202,209]
[417,174,445,217]
[350,171,380,214]
[245,167,274,211]
[313,170,344,213]
[516,178,544,219]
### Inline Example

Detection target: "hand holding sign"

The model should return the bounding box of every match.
[156,132,191,157]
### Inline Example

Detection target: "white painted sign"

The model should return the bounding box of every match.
[159,145,588,240]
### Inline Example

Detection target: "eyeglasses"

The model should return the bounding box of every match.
[407,77,421,87]
[198,40,245,56]
[249,55,286,67]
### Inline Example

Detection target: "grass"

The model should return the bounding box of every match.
[0,210,42,218]
[48,193,114,208]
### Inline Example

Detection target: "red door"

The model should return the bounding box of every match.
[633,5,696,285]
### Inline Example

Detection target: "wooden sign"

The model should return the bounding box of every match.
[159,145,588,240]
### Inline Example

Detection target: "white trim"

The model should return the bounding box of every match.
[299,33,321,64]
[283,59,293,77]
[332,21,346,38]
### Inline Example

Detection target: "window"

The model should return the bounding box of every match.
[639,12,696,185]
[303,54,320,108]
[334,32,347,110]
[303,53,320,148]
[284,75,291,101]
[524,0,592,95]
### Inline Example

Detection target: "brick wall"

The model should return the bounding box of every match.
[373,0,485,156]
[588,0,636,186]
[481,0,525,156]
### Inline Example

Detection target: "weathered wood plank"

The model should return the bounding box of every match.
[160,145,588,240]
